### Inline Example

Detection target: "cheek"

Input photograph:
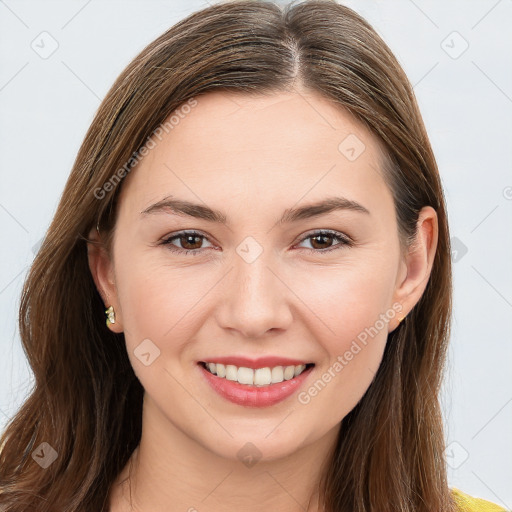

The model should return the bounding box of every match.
[117,259,208,344]
[114,260,213,395]
[291,259,394,419]
[290,254,396,345]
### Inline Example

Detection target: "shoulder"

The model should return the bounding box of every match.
[451,487,509,512]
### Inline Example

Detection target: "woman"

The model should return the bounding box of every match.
[0,1,505,511]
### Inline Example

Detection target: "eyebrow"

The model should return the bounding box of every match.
[140,195,370,224]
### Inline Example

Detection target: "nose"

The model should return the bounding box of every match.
[215,252,293,339]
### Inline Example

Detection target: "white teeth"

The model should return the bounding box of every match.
[216,363,226,378]
[283,366,295,380]
[254,367,272,386]
[203,362,310,386]
[237,367,254,385]
[225,365,238,381]
[294,364,306,376]
[271,366,284,383]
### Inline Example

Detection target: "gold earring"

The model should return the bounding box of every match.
[105,305,116,327]
[398,315,406,325]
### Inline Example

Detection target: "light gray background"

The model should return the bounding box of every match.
[1,0,511,507]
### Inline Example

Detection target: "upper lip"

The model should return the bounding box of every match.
[198,356,313,369]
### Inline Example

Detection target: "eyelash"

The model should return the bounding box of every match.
[159,229,353,256]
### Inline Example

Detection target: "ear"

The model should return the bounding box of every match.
[390,206,438,332]
[87,227,123,333]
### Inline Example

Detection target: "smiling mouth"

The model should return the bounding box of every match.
[199,361,315,387]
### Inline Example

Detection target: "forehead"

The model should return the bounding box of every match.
[118,90,392,220]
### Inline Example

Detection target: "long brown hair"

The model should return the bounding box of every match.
[0,1,454,510]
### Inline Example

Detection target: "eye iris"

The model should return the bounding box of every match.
[310,233,333,250]
[180,234,202,250]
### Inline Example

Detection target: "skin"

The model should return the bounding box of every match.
[87,89,438,512]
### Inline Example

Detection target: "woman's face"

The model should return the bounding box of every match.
[90,90,436,462]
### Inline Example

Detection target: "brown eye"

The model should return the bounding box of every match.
[297,230,353,254]
[161,231,213,255]
[309,233,335,250]
[177,234,203,250]
[159,229,353,256]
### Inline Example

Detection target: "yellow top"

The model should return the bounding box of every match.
[452,488,508,512]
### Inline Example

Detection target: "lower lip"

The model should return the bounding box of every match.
[198,363,314,408]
